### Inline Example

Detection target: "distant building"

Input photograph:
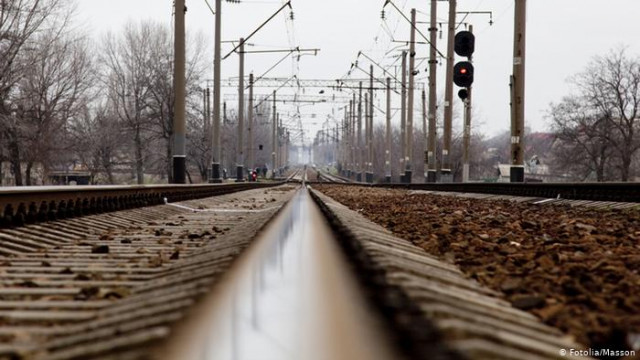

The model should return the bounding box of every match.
[48,170,92,185]
[496,157,556,183]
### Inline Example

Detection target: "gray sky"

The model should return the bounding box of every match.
[77,0,640,142]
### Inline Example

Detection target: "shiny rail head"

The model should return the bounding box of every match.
[0,182,283,228]
[157,188,400,360]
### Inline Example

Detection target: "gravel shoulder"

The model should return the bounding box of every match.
[315,185,640,355]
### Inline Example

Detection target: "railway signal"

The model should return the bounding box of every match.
[453,61,474,88]
[453,31,475,89]
[454,31,475,58]
[458,88,469,100]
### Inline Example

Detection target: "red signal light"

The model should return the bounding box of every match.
[460,68,467,74]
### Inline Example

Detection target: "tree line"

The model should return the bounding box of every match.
[1,1,638,185]
[549,48,640,182]
[0,0,277,186]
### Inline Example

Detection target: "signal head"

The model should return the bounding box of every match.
[453,61,474,87]
[454,31,475,58]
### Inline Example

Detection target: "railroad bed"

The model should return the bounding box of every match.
[0,184,297,359]
[315,184,640,359]
[0,179,627,359]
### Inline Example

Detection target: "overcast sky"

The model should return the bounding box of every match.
[77,0,640,142]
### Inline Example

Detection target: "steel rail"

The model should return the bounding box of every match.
[308,180,640,203]
[157,187,400,360]
[0,182,283,227]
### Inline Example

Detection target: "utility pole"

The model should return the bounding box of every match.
[277,114,282,171]
[248,73,254,176]
[221,102,227,176]
[400,51,407,183]
[172,0,186,184]
[357,82,363,182]
[406,8,416,183]
[342,107,347,175]
[386,77,392,183]
[271,91,277,178]
[352,94,356,179]
[441,0,456,182]
[511,0,526,182]
[367,64,374,183]
[347,101,352,177]
[286,130,290,169]
[422,89,427,179]
[364,93,370,182]
[427,0,438,183]
[236,39,245,182]
[203,88,210,151]
[463,25,474,183]
[210,0,223,183]
[334,126,338,168]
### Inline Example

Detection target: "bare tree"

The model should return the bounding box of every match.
[573,48,640,181]
[16,31,93,184]
[0,0,73,185]
[146,26,208,182]
[100,23,157,184]
[68,102,126,184]
[549,96,614,181]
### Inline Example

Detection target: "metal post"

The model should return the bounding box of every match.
[357,82,363,182]
[248,73,254,177]
[172,0,186,184]
[422,89,427,179]
[364,93,370,183]
[511,0,526,182]
[427,0,438,183]
[462,87,472,183]
[236,39,245,182]
[347,100,352,178]
[343,105,348,176]
[351,96,356,179]
[406,8,416,183]
[276,113,282,174]
[441,0,456,181]
[286,130,290,168]
[385,77,392,183]
[271,91,277,179]
[277,114,282,171]
[210,0,223,183]
[343,105,347,176]
[203,88,210,152]
[463,25,474,183]
[364,95,368,178]
[334,126,338,167]
[400,51,407,183]
[367,64,374,183]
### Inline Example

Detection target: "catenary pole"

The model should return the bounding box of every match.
[248,73,254,175]
[406,8,416,183]
[427,0,438,183]
[441,0,456,181]
[511,0,526,182]
[400,51,407,183]
[385,77,392,183]
[272,91,277,178]
[172,0,186,183]
[367,64,374,183]
[210,0,223,182]
[236,39,245,182]
[463,25,474,183]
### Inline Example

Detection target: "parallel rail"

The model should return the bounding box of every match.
[311,176,640,203]
[0,182,283,227]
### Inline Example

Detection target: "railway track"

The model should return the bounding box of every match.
[313,170,640,204]
[0,174,626,359]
